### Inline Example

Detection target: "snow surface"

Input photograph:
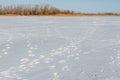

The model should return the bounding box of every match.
[0,16,120,80]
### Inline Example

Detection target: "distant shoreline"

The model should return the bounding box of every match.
[0,14,120,17]
[0,4,119,16]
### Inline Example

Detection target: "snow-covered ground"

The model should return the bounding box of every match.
[0,16,120,80]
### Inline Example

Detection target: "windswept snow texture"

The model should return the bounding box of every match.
[0,16,120,80]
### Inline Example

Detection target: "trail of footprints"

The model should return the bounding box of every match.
[0,26,120,80]
[0,27,99,80]
[0,35,83,80]
[0,27,98,80]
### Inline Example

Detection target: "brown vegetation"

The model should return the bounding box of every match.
[0,4,75,16]
[0,4,119,16]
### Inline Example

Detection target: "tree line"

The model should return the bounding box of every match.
[0,4,74,15]
[0,4,119,16]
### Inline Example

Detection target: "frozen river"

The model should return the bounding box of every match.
[0,16,120,80]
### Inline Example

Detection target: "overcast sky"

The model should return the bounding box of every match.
[0,0,120,13]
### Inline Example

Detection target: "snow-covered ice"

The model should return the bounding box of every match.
[0,16,120,80]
